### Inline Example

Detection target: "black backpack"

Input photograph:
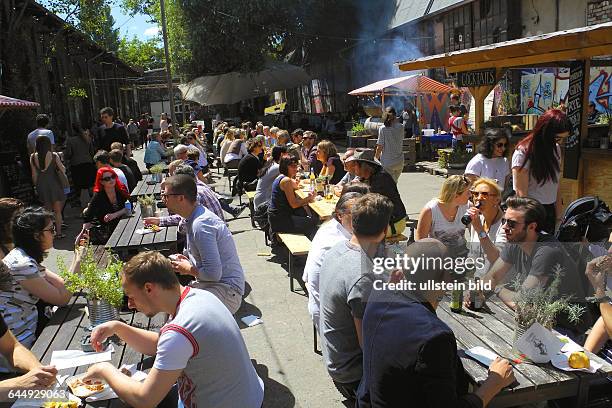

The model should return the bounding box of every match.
[253,202,270,231]
[556,196,612,243]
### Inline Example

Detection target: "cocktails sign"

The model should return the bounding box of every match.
[457,69,496,87]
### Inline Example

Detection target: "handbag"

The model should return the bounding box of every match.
[54,153,70,191]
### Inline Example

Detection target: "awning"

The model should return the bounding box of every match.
[179,60,310,106]
[0,95,40,110]
[348,74,451,96]
[396,21,612,73]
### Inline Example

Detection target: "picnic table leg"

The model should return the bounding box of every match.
[574,376,590,408]
[288,248,294,293]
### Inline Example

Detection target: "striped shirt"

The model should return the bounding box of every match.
[0,248,44,348]
[377,122,405,167]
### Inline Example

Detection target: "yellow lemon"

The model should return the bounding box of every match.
[568,351,590,369]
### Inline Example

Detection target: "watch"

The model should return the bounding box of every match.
[478,230,488,240]
[494,285,504,296]
[586,295,612,304]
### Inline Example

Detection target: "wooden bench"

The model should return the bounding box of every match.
[385,233,408,244]
[246,191,257,228]
[277,233,311,294]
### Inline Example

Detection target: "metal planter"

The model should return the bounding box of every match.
[87,298,120,328]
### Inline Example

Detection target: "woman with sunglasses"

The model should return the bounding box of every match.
[465,128,510,190]
[466,178,507,277]
[0,207,83,353]
[512,109,571,234]
[415,175,471,256]
[78,167,130,244]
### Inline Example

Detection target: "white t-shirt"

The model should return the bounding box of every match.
[464,154,510,189]
[27,129,55,152]
[512,145,561,205]
[302,219,351,331]
[468,214,507,277]
[112,167,128,189]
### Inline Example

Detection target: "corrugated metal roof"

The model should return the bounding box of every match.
[387,0,470,30]
[348,74,451,95]
[429,0,466,15]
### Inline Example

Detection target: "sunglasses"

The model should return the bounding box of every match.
[471,191,498,198]
[43,224,56,235]
[101,175,117,182]
[303,136,315,140]
[501,218,524,229]
[495,142,507,148]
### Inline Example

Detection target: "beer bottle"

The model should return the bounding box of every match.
[450,283,463,313]
[468,277,484,311]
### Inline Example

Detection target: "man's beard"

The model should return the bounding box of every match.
[507,229,527,243]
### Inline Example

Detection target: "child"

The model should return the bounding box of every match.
[450,105,469,150]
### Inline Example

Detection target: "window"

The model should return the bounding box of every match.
[297,79,333,114]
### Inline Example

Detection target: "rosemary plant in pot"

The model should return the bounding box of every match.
[148,164,165,183]
[137,195,156,218]
[58,246,124,328]
[511,264,584,347]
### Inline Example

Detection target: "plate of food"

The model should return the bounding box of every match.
[41,401,79,408]
[66,375,108,398]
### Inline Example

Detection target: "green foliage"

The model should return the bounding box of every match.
[137,194,156,206]
[57,246,124,308]
[41,0,120,52]
[500,91,519,114]
[68,86,88,98]
[512,264,585,329]
[117,36,164,71]
[121,0,361,78]
[351,123,365,133]
[149,163,166,174]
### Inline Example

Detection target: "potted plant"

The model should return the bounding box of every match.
[137,195,156,218]
[148,164,166,183]
[511,265,584,347]
[58,246,124,328]
[500,91,519,115]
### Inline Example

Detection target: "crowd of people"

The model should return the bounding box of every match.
[0,105,610,408]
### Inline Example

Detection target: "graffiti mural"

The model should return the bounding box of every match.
[519,67,612,114]
[418,92,450,131]
[589,68,612,112]
[520,68,568,114]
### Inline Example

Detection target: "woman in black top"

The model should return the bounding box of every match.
[78,166,130,244]
[316,140,346,185]
[237,138,264,192]
[268,157,317,238]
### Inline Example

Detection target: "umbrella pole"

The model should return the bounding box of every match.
[381,93,385,110]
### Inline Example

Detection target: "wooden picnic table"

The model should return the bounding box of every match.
[295,180,338,221]
[129,174,161,199]
[105,202,177,260]
[30,246,166,408]
[438,296,612,408]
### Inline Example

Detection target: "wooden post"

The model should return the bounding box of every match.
[468,85,495,134]
[381,93,385,110]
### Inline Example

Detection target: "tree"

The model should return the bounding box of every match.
[117,36,164,71]
[41,0,119,52]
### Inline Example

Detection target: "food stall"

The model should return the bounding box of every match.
[347,74,452,165]
[396,22,612,208]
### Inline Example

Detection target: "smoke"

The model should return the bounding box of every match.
[349,1,424,87]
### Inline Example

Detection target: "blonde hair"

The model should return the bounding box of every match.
[471,177,502,197]
[438,175,471,204]
[168,159,184,175]
[269,126,280,135]
[225,128,236,141]
[317,140,338,161]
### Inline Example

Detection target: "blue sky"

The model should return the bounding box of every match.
[37,1,158,41]
[110,5,159,40]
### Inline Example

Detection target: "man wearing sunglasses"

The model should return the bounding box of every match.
[481,197,590,335]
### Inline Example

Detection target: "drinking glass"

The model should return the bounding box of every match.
[324,184,334,200]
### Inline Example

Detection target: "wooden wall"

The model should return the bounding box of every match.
[581,150,612,205]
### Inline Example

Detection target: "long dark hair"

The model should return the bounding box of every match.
[517,109,571,184]
[35,135,52,169]
[279,157,299,176]
[12,207,54,263]
[479,128,510,159]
